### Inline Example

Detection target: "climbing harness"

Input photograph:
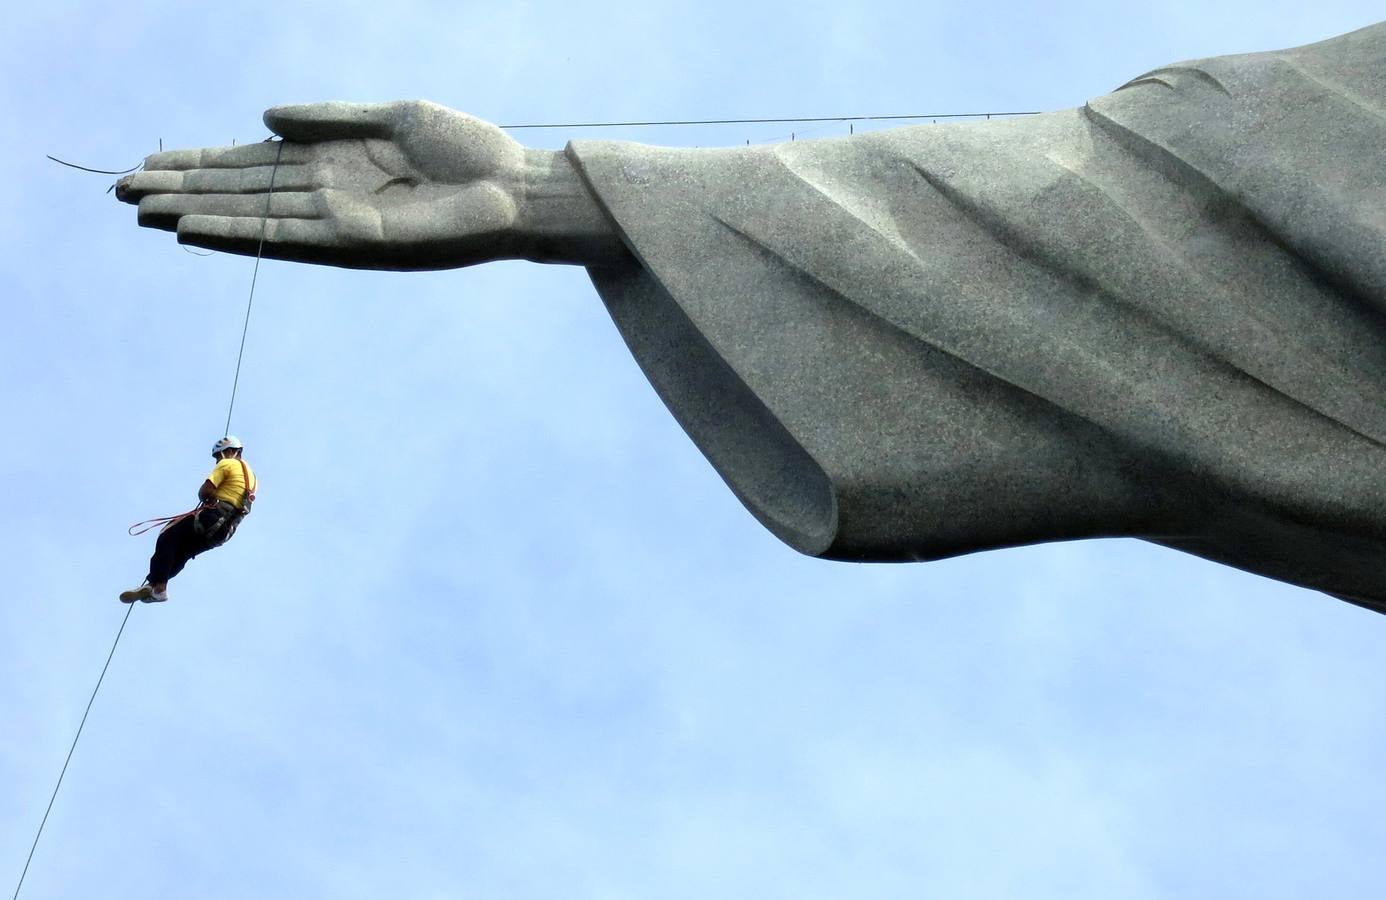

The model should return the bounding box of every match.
[192,458,257,546]
[13,139,284,900]
[129,454,257,543]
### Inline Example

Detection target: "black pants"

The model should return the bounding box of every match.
[147,509,228,584]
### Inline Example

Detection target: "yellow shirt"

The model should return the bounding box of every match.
[208,457,257,507]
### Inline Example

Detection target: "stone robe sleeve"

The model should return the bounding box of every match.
[567,23,1386,612]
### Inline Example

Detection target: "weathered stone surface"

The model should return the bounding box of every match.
[118,23,1386,611]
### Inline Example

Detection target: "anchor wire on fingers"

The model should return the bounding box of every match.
[12,603,136,900]
[45,154,143,175]
[498,110,1041,129]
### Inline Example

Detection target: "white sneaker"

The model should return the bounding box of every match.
[143,588,169,603]
[119,585,151,604]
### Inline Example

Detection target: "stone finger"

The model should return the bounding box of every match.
[117,170,184,202]
[138,192,321,231]
[195,141,313,168]
[181,165,317,194]
[176,214,337,256]
[143,142,311,173]
[141,149,204,171]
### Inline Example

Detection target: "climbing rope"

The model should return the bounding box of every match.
[11,604,134,900]
[14,141,285,900]
[225,138,285,436]
[127,509,200,536]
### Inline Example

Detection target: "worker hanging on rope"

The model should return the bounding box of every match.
[120,436,257,603]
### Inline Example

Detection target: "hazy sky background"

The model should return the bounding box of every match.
[4,2,1384,898]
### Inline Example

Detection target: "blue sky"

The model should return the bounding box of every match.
[4,2,1385,898]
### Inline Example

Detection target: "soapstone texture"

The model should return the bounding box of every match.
[120,23,1386,611]
[571,24,1386,612]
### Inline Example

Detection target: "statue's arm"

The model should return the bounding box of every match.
[116,101,629,271]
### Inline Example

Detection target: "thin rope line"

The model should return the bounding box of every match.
[224,139,284,437]
[13,603,136,900]
[500,110,1041,129]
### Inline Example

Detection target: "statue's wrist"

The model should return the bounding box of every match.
[516,149,628,266]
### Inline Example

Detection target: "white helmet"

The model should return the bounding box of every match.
[212,435,243,457]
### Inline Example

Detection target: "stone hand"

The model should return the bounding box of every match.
[116,101,626,270]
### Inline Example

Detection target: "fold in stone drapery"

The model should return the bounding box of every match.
[570,22,1386,611]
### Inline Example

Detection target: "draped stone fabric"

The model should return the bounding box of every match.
[568,23,1386,611]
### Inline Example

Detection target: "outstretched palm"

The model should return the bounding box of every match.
[118,101,528,270]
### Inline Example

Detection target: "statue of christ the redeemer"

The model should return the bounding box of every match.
[117,23,1386,613]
